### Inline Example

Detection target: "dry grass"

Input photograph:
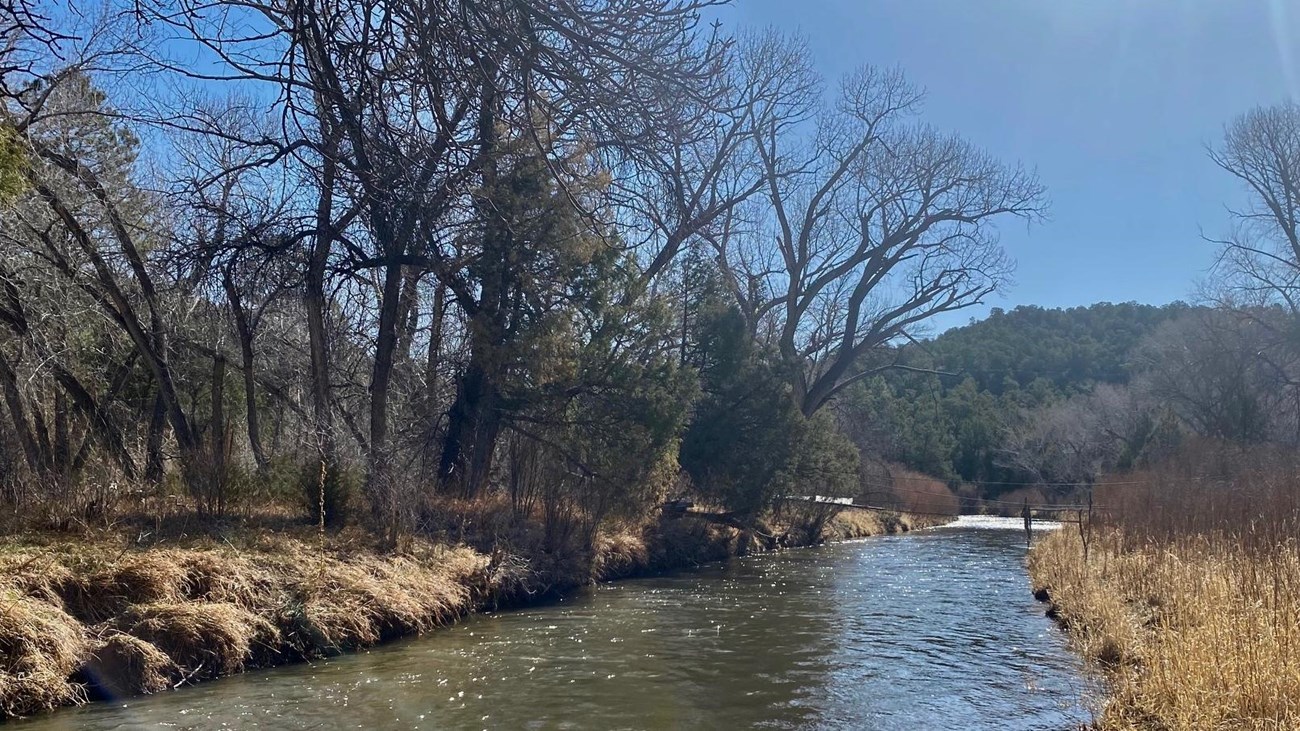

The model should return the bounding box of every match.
[887,467,962,516]
[0,530,491,718]
[121,601,273,680]
[820,508,949,540]
[822,509,887,539]
[1032,529,1300,730]
[82,633,177,697]
[0,496,951,719]
[1029,441,1300,730]
[591,529,651,580]
[0,511,737,717]
[0,595,88,716]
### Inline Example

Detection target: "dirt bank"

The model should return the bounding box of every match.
[0,509,947,720]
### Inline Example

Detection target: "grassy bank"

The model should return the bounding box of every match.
[1030,528,1300,730]
[0,507,945,720]
[1028,444,1300,730]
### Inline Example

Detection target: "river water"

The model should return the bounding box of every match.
[17,517,1094,730]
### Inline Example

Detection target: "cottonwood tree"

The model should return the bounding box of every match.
[150,0,740,535]
[1211,102,1300,313]
[1207,102,1300,429]
[614,29,819,287]
[715,59,1045,416]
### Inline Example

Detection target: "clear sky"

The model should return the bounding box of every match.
[721,0,1300,331]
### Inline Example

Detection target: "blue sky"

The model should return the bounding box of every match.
[721,0,1300,331]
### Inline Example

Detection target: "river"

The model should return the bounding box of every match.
[16,517,1094,730]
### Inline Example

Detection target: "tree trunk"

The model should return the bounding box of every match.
[53,388,69,475]
[438,353,502,499]
[437,77,506,500]
[222,267,268,470]
[29,389,52,471]
[0,354,43,475]
[208,355,228,515]
[423,283,445,418]
[144,391,166,484]
[394,266,422,364]
[306,149,343,525]
[53,364,137,481]
[368,252,405,535]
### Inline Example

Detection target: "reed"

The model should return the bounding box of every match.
[1030,440,1300,730]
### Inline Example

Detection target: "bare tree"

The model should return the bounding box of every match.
[0,0,71,101]
[0,41,235,512]
[166,98,308,472]
[612,29,817,287]
[1204,103,1300,438]
[1135,309,1294,444]
[146,0,739,533]
[716,61,1045,416]
[1210,102,1300,313]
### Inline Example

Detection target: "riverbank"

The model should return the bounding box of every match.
[0,508,947,720]
[1028,527,1300,730]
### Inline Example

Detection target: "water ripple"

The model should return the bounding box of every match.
[15,517,1095,731]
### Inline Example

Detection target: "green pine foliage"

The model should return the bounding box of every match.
[677,251,859,514]
[0,126,25,204]
[924,302,1193,395]
[837,302,1198,484]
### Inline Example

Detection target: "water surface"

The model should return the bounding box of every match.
[17,517,1093,730]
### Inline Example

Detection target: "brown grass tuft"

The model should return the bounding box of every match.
[120,602,274,681]
[82,633,177,698]
[0,555,76,609]
[58,553,192,624]
[821,509,885,539]
[179,552,274,608]
[591,529,650,581]
[274,545,485,654]
[0,595,88,716]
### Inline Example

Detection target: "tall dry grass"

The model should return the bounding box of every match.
[859,465,962,516]
[1030,440,1300,730]
[0,529,489,717]
[0,486,954,718]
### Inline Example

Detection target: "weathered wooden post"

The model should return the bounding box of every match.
[1077,481,1095,563]
[1022,498,1032,548]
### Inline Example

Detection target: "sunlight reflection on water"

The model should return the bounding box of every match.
[16,522,1095,731]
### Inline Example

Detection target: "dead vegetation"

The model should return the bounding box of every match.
[0,595,88,716]
[0,502,944,719]
[1029,441,1300,730]
[883,467,963,517]
[0,528,488,716]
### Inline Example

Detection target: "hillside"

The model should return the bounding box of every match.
[839,301,1196,485]
[921,302,1194,395]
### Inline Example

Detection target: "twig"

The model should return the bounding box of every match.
[173,662,205,689]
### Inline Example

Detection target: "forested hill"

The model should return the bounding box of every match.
[840,301,1198,485]
[921,302,1194,395]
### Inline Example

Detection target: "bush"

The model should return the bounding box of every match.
[296,460,358,528]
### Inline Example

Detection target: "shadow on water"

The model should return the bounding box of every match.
[13,517,1095,730]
